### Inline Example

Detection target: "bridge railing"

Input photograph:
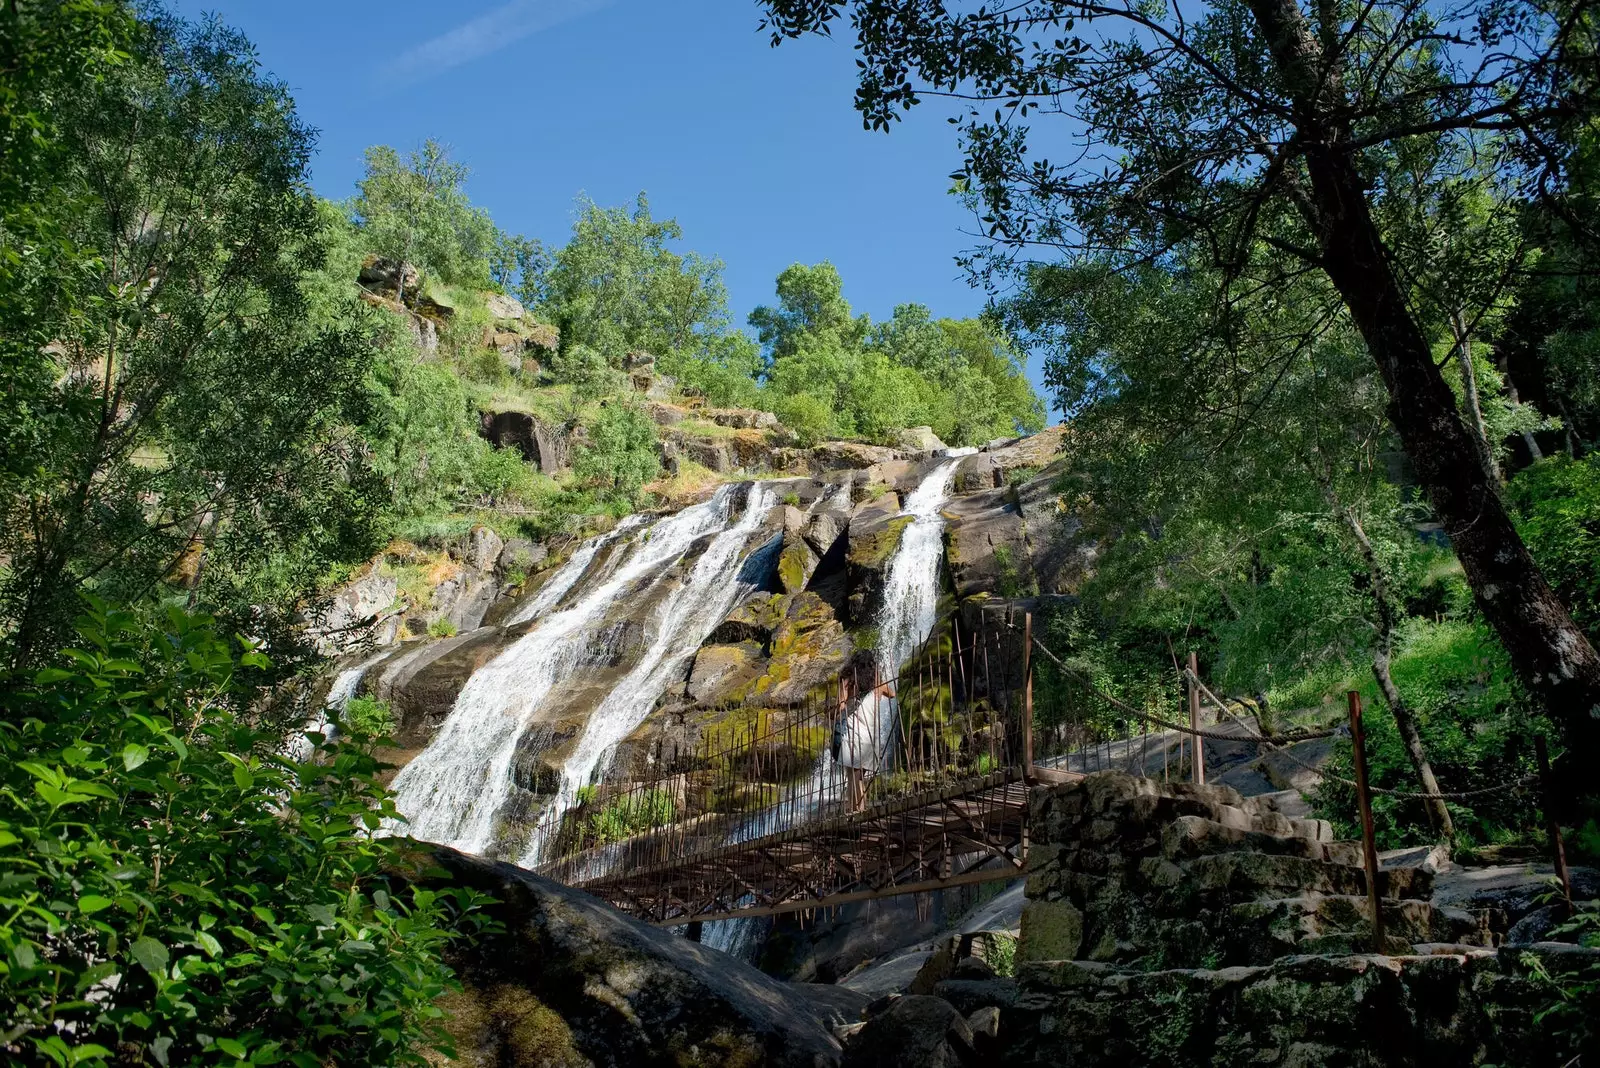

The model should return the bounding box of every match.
[529,606,1180,893]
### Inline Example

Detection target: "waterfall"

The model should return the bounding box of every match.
[520,482,779,865]
[725,450,976,845]
[839,449,975,771]
[388,483,777,857]
[506,515,645,625]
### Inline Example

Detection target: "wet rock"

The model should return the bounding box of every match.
[932,978,1018,1016]
[686,642,765,704]
[804,511,845,557]
[402,846,843,1068]
[842,996,975,1068]
[370,628,523,748]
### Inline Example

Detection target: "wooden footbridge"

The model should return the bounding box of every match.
[532,611,1205,926]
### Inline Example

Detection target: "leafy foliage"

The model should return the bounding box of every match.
[0,601,491,1067]
[1507,455,1600,638]
[574,403,661,501]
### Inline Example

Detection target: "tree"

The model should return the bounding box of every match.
[575,402,660,500]
[351,139,497,296]
[758,0,1600,767]
[0,11,386,668]
[1019,256,1456,831]
[543,194,739,369]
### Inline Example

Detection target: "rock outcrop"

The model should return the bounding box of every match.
[402,845,844,1068]
[480,410,571,473]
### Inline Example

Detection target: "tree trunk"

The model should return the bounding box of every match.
[1247,0,1600,780]
[1343,509,1455,836]
[1248,0,1600,783]
[1452,313,1501,483]
[1503,374,1545,462]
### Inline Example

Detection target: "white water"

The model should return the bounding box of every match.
[520,482,779,866]
[506,516,645,625]
[726,451,976,845]
[388,484,777,857]
[839,450,974,772]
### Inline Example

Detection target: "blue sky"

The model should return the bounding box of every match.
[167,0,1056,404]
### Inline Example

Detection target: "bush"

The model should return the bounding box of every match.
[427,617,458,638]
[0,600,492,1067]
[1310,619,1549,848]
[769,392,836,446]
[343,694,396,738]
[587,790,675,845]
[574,403,659,501]
[1507,453,1600,639]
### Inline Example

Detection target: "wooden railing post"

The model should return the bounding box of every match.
[1188,650,1205,785]
[1534,736,1574,915]
[1022,612,1034,780]
[1348,690,1386,952]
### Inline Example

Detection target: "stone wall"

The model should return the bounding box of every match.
[997,773,1592,1066]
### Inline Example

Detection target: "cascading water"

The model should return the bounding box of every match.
[840,448,976,770]
[287,648,388,762]
[520,482,779,866]
[387,483,777,857]
[725,451,976,844]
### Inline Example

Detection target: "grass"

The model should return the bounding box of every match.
[645,459,727,504]
[676,417,741,440]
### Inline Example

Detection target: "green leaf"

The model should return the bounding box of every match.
[213,1038,248,1058]
[231,766,254,791]
[0,830,21,848]
[78,894,115,914]
[129,936,169,976]
[122,743,151,771]
[194,931,222,957]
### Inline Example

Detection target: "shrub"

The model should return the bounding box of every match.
[0,600,492,1067]
[587,790,675,844]
[427,617,458,638]
[343,694,397,738]
[1506,454,1600,639]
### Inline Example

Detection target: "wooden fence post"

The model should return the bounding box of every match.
[1534,736,1574,915]
[1348,691,1386,952]
[1188,650,1205,786]
[1022,612,1034,780]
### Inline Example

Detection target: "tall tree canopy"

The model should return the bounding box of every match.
[758,0,1600,768]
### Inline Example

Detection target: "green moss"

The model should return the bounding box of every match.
[777,539,811,594]
[847,515,913,569]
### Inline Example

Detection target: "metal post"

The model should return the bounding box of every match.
[1022,612,1035,780]
[1534,736,1574,915]
[1188,650,1205,785]
[1348,691,1386,953]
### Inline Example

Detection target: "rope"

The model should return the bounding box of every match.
[1006,619,1533,803]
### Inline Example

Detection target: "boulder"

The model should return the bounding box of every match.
[687,642,765,705]
[313,565,399,653]
[953,453,1002,493]
[497,538,549,580]
[481,410,570,473]
[707,408,780,431]
[778,529,820,595]
[647,402,686,427]
[841,996,975,1068]
[357,255,419,301]
[804,511,845,557]
[811,441,904,470]
[486,292,525,321]
[711,592,788,648]
[454,525,505,573]
[525,321,560,352]
[892,426,947,453]
[405,846,843,1068]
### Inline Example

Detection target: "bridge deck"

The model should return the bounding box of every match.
[563,768,1040,925]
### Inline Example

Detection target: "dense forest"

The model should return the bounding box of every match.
[2,0,1599,1064]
